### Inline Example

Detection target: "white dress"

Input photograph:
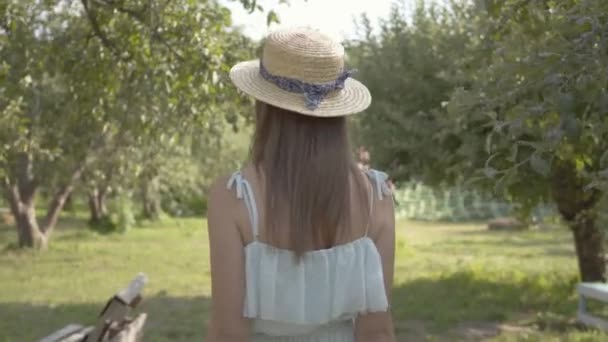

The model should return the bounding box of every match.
[227,169,392,342]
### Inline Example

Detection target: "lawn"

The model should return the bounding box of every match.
[0,216,606,341]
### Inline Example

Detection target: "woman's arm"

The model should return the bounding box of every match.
[355,192,396,342]
[206,177,250,342]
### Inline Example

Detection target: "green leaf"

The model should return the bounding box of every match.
[485,132,494,154]
[557,93,576,114]
[601,150,608,168]
[266,10,279,25]
[584,180,602,192]
[560,114,580,139]
[484,167,498,179]
[508,118,524,138]
[599,93,608,114]
[544,127,564,144]
[544,73,562,86]
[508,144,518,163]
[530,154,550,177]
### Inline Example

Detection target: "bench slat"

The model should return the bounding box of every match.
[42,273,148,342]
[116,273,148,305]
[84,298,130,342]
[61,327,95,342]
[39,324,84,342]
[109,313,147,342]
[578,311,608,331]
[578,283,608,302]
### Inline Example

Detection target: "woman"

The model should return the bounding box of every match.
[206,28,396,342]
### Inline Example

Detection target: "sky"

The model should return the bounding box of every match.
[222,0,405,41]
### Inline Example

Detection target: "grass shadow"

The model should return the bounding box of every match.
[391,270,580,334]
[436,238,574,254]
[432,228,575,257]
[0,295,211,342]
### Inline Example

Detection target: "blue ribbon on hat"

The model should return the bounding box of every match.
[259,61,356,110]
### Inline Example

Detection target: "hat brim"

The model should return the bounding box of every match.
[230,60,372,117]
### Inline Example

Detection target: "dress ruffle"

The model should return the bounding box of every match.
[243,237,388,326]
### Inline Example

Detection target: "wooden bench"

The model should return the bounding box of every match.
[40,273,148,342]
[577,282,608,331]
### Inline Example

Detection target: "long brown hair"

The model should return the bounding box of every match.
[250,101,369,255]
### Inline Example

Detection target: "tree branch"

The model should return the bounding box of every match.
[94,0,149,22]
[3,178,22,220]
[81,0,130,61]
[0,21,9,35]
[152,32,185,61]
[41,163,86,236]
[39,127,118,236]
[15,153,38,205]
[92,0,185,61]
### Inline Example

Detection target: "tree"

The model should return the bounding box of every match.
[0,0,254,248]
[449,0,608,281]
[352,0,608,281]
[349,1,480,183]
[1,1,95,248]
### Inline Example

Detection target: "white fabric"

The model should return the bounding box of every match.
[227,170,390,341]
[251,321,354,342]
[364,169,392,201]
[227,172,260,237]
[244,238,388,341]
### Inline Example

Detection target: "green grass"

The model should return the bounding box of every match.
[0,217,606,341]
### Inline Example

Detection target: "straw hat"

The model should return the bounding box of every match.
[229,27,371,117]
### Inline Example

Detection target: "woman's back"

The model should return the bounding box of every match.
[206,27,396,342]
[207,167,395,341]
[232,166,380,248]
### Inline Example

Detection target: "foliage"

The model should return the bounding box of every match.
[231,0,285,26]
[350,0,608,280]
[86,192,137,233]
[444,0,608,207]
[352,0,607,203]
[349,0,479,185]
[0,0,255,246]
[444,1,608,281]
[160,119,252,217]
[108,192,137,232]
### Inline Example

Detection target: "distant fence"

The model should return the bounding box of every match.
[393,182,553,222]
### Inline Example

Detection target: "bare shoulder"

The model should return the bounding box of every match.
[207,173,240,223]
[368,173,396,239]
[208,174,235,203]
[375,188,395,229]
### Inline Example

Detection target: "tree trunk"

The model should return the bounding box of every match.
[14,205,47,249]
[88,187,108,224]
[570,212,606,282]
[63,193,74,213]
[141,176,161,220]
[551,160,606,282]
[2,158,84,249]
[42,183,76,239]
[5,182,47,249]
